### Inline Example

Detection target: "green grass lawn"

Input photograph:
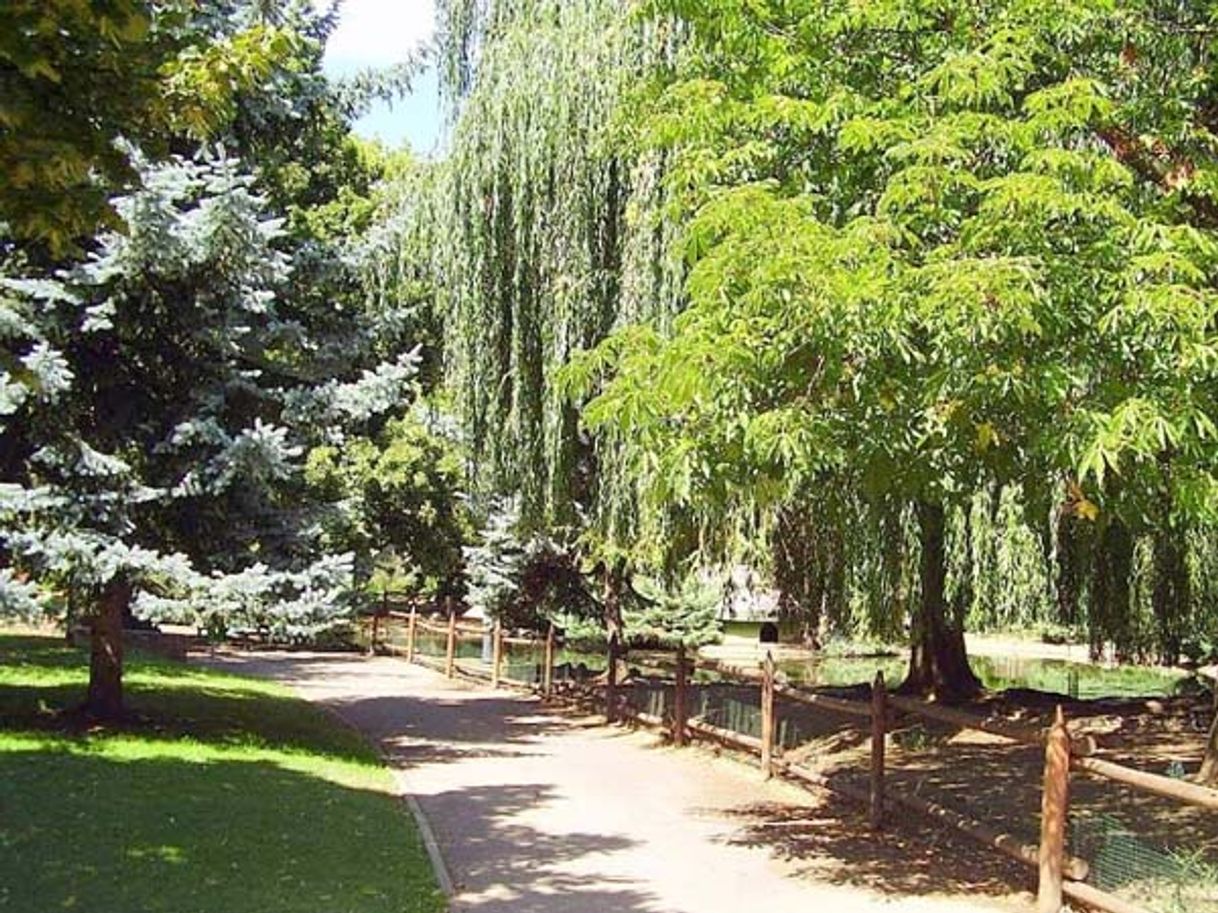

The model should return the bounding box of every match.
[0,635,446,913]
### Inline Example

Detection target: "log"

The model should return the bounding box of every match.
[772,759,1090,883]
[497,674,534,690]
[688,716,765,754]
[618,702,665,729]
[773,682,874,720]
[407,616,483,638]
[887,694,1096,756]
[501,634,543,647]
[413,618,449,634]
[1071,755,1218,811]
[1038,706,1070,913]
[893,783,1089,883]
[773,758,873,806]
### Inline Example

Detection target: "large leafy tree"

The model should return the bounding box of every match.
[305,411,469,600]
[571,0,1218,699]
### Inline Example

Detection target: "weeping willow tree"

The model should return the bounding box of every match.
[403,0,699,663]
[559,0,1218,704]
[425,1,681,534]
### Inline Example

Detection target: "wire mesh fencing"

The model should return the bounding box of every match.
[360,615,1218,913]
[1072,813,1218,913]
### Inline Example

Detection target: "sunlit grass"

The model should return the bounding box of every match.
[0,635,445,913]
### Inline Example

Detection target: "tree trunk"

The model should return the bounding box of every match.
[773,504,821,649]
[1090,518,1134,662]
[901,501,982,702]
[1055,510,1084,628]
[85,578,131,719]
[1199,704,1218,786]
[602,561,628,680]
[1152,528,1188,667]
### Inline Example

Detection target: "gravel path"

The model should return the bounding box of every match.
[209,652,1029,913]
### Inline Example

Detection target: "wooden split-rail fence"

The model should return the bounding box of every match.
[360,610,1218,913]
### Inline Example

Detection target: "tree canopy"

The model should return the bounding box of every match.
[9,0,1218,719]
[0,0,449,716]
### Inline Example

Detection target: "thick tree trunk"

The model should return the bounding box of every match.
[85,578,131,719]
[773,504,821,649]
[602,561,628,680]
[1199,704,1218,786]
[1151,528,1188,667]
[1055,510,1084,628]
[1090,518,1134,662]
[901,501,982,702]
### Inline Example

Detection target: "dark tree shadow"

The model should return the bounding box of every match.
[0,749,445,913]
[417,783,658,913]
[715,796,1032,901]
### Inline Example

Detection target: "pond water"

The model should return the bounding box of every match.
[772,653,1187,700]
[392,624,1188,699]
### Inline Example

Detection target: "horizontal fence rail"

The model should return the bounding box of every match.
[358,615,1215,913]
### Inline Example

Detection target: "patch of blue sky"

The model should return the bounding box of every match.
[321,0,442,154]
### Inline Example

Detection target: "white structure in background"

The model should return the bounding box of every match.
[719,565,783,645]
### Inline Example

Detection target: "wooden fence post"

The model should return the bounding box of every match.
[761,650,775,778]
[491,622,504,688]
[543,623,555,698]
[368,611,380,657]
[673,643,689,747]
[1037,705,1071,913]
[406,606,417,664]
[445,608,457,679]
[606,634,619,722]
[870,670,887,831]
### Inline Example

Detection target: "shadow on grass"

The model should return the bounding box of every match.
[0,681,374,764]
[0,747,444,913]
[0,637,374,764]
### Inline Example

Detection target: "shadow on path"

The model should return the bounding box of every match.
[422,782,656,913]
[717,798,1030,900]
[215,651,1030,913]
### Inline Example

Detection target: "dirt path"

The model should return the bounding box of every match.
[209,651,1029,913]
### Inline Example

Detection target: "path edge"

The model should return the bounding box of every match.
[307,688,457,901]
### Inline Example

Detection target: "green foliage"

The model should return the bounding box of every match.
[420,0,680,535]
[627,573,722,648]
[0,2,304,252]
[560,0,1218,669]
[463,498,597,631]
[305,413,469,598]
[1,2,443,655]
